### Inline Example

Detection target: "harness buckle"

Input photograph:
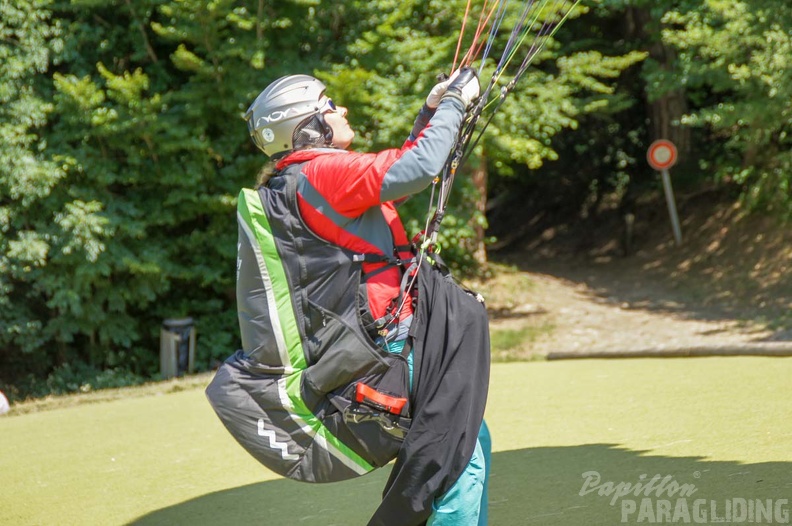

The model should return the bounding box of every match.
[342,405,406,439]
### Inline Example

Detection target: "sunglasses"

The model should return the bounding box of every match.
[319,97,338,113]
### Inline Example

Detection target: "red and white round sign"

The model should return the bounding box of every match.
[647,139,678,171]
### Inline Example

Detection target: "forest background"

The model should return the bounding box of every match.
[1,0,790,400]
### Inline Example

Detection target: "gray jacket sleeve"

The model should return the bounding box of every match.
[379,97,466,203]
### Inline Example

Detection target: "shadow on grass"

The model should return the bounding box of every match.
[130,444,792,525]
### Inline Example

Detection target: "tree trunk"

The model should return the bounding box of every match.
[470,155,488,268]
[626,7,691,160]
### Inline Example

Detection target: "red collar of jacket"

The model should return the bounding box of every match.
[275,148,349,170]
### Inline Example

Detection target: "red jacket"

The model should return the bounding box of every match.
[274,98,466,332]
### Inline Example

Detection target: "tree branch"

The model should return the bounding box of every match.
[124,0,158,63]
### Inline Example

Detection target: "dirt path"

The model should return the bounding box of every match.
[477,197,792,358]
[494,267,770,354]
[476,257,787,359]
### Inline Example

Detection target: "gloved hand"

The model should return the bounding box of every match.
[441,67,480,109]
[425,71,459,109]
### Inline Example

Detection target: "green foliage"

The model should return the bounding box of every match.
[480,0,654,240]
[5,0,786,399]
[659,1,792,217]
[0,0,65,360]
[3,362,146,401]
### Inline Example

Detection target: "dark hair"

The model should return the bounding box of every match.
[255,161,278,189]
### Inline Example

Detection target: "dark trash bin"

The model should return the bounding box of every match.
[160,317,195,379]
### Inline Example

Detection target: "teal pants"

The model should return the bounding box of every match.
[428,420,491,526]
[383,339,491,525]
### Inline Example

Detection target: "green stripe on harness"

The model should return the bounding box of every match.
[238,189,374,474]
[238,188,307,370]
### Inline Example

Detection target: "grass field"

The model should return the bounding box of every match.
[2,357,791,525]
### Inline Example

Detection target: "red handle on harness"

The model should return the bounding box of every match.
[356,383,407,414]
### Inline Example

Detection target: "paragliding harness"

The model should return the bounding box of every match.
[207,159,491,525]
[206,162,420,482]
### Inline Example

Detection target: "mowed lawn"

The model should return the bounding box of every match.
[2,357,790,525]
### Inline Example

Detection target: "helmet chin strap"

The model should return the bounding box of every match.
[315,112,335,147]
[292,113,335,151]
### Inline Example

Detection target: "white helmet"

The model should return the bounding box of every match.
[244,74,334,157]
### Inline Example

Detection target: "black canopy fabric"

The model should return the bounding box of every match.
[369,262,491,525]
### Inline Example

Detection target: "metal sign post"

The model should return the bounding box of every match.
[647,140,682,246]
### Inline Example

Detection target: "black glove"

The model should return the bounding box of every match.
[441,67,481,109]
